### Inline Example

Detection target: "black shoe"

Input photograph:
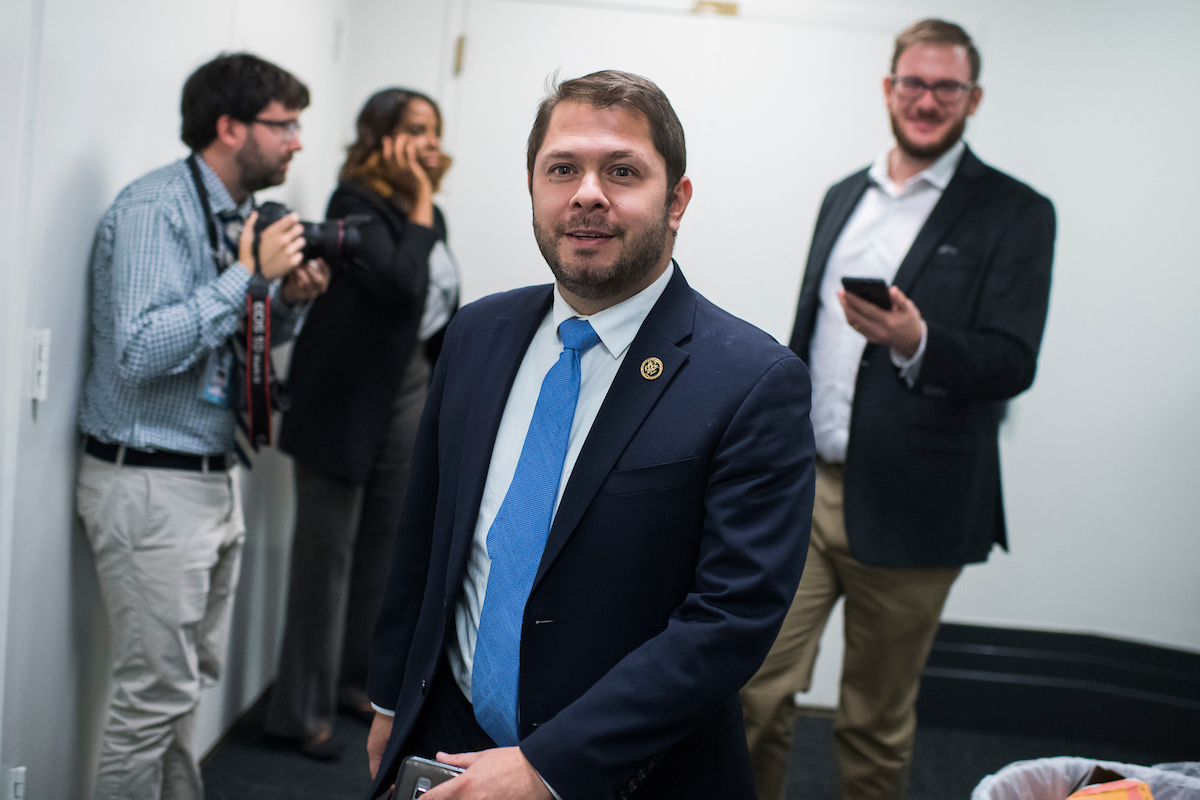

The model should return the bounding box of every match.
[299,734,342,763]
[264,730,343,763]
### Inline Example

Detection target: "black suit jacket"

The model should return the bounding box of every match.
[790,146,1055,567]
[281,182,453,484]
[368,267,816,799]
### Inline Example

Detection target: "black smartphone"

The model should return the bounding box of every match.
[388,756,465,799]
[840,277,893,310]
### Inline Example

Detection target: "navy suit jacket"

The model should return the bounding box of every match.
[367,266,815,799]
[281,183,452,484]
[790,146,1055,567]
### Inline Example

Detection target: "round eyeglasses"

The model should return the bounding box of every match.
[890,75,974,105]
[250,117,302,141]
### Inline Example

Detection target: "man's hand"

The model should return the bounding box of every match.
[368,712,394,780]
[839,286,924,358]
[423,747,552,800]
[281,259,330,304]
[238,210,306,281]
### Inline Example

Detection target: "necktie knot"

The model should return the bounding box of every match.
[558,318,601,355]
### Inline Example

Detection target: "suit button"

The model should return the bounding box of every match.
[421,680,428,696]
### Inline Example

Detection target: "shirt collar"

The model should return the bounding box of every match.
[552,261,675,359]
[194,153,254,218]
[868,139,966,196]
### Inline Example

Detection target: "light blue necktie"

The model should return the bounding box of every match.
[472,317,602,745]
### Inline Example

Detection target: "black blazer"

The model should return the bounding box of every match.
[790,146,1055,568]
[368,267,816,799]
[280,182,454,484]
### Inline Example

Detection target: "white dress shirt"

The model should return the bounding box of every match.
[808,141,965,463]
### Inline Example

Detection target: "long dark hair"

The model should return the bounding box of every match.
[340,88,451,200]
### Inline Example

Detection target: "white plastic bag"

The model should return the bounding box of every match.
[972,757,1200,800]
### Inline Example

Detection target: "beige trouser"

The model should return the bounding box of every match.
[740,461,960,800]
[77,452,245,800]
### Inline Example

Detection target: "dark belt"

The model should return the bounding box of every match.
[85,436,228,472]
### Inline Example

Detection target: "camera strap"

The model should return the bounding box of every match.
[245,252,273,448]
[187,153,226,276]
[188,152,274,454]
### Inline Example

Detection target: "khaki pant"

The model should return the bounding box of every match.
[740,461,960,800]
[77,452,245,800]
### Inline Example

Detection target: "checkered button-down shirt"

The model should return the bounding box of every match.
[78,155,306,455]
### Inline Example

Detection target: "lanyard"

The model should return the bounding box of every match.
[187,153,227,275]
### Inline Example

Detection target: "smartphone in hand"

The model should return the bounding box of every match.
[388,756,465,799]
[841,277,893,310]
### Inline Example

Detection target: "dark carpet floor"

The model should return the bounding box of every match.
[202,698,1181,799]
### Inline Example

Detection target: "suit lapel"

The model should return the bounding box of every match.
[532,267,696,590]
[892,146,985,294]
[811,172,870,279]
[790,171,869,353]
[445,288,553,602]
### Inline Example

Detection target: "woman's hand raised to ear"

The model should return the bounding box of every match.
[382,135,435,228]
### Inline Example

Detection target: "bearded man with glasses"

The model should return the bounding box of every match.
[740,19,1056,800]
[76,52,328,800]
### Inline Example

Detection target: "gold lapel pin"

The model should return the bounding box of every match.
[640,357,664,380]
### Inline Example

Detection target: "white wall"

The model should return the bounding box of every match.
[0,0,1197,794]
[0,0,357,796]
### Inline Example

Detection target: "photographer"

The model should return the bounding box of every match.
[75,52,328,800]
[267,88,458,760]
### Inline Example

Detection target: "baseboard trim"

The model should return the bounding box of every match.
[916,624,1200,759]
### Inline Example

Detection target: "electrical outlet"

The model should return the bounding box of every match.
[7,766,26,800]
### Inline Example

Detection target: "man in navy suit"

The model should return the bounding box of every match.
[740,20,1056,800]
[364,71,816,800]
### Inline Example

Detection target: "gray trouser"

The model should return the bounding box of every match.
[78,452,245,800]
[265,351,429,738]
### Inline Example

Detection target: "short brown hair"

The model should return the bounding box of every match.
[181,52,310,151]
[892,19,981,83]
[340,87,451,199]
[526,70,687,191]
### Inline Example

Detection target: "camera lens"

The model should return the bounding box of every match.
[300,220,360,268]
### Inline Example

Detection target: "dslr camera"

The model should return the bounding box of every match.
[254,201,365,269]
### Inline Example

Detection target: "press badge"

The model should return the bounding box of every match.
[199,348,233,408]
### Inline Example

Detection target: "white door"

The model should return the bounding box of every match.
[439,0,902,342]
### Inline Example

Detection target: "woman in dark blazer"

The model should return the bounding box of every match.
[266,88,459,759]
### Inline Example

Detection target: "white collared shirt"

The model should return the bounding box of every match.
[446,262,676,702]
[808,140,965,463]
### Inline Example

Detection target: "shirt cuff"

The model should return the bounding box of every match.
[889,321,927,388]
[537,771,563,800]
[370,703,395,717]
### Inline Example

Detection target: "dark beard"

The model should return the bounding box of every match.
[890,109,967,161]
[533,207,670,302]
[236,134,289,193]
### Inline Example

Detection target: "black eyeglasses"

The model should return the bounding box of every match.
[250,117,301,141]
[890,75,974,105]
